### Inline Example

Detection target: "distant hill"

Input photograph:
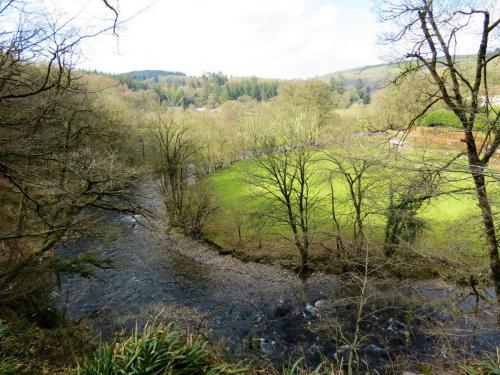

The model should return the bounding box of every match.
[318,63,401,90]
[320,55,483,90]
[118,70,186,81]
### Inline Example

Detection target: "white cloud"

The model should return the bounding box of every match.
[53,0,384,78]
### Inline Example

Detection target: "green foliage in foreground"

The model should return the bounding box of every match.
[463,350,500,375]
[73,325,245,375]
[72,324,342,375]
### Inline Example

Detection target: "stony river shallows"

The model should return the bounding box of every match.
[54,182,500,373]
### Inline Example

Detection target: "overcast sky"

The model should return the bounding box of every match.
[53,0,384,79]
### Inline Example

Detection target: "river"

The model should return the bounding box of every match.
[54,181,500,373]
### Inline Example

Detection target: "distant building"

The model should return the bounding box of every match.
[481,95,500,107]
[389,139,405,148]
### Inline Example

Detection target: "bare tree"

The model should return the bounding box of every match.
[311,243,382,375]
[247,135,319,275]
[0,0,153,304]
[153,116,215,237]
[328,170,346,255]
[181,182,216,239]
[227,201,246,247]
[153,116,198,226]
[378,0,500,313]
[325,152,380,252]
[0,0,121,102]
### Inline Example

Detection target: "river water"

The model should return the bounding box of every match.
[54,182,500,373]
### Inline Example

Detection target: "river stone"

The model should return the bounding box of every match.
[386,317,406,334]
[333,344,350,362]
[314,299,326,308]
[305,303,317,315]
[274,298,294,317]
[363,344,387,358]
[259,337,275,356]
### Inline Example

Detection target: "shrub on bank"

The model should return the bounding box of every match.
[72,324,344,375]
[73,325,245,375]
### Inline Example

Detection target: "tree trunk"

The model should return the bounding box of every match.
[464,127,500,318]
[286,199,309,275]
[299,249,309,276]
[470,168,500,317]
[384,210,400,257]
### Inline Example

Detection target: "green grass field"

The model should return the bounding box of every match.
[204,144,499,264]
[420,107,500,130]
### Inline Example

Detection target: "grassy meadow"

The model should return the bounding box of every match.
[203,131,500,271]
